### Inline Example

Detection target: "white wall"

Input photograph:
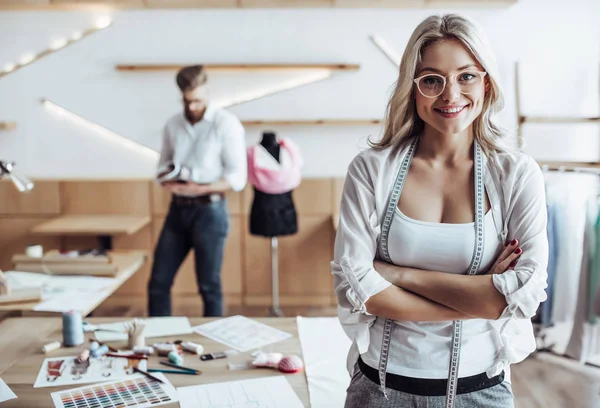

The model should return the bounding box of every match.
[0,0,598,179]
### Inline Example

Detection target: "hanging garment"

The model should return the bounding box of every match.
[247,137,302,195]
[545,172,594,324]
[590,204,600,324]
[565,197,600,363]
[539,198,561,327]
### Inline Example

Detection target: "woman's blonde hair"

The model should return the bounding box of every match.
[371,14,517,155]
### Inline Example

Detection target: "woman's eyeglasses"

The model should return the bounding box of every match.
[413,70,487,98]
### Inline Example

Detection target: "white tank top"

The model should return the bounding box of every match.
[362,206,502,379]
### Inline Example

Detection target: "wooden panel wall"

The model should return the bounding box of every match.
[0,178,339,316]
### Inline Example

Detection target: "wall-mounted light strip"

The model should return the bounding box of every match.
[216,70,333,108]
[0,17,112,79]
[370,35,401,68]
[42,99,159,160]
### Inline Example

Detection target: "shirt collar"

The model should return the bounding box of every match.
[202,103,217,122]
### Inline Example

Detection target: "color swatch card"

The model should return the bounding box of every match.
[192,315,292,352]
[51,373,178,408]
[34,355,148,388]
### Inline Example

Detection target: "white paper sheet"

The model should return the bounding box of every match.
[34,355,147,388]
[94,317,192,342]
[51,372,178,408]
[177,376,304,408]
[0,377,17,403]
[297,316,352,408]
[192,315,292,352]
[5,271,117,313]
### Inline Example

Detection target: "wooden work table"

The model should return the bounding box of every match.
[0,251,147,317]
[0,317,309,407]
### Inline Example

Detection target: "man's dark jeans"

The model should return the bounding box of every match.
[148,198,229,317]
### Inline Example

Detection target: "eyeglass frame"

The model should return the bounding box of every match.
[413,70,487,99]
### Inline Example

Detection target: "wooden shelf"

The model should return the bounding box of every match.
[116,63,360,72]
[0,122,16,131]
[537,161,600,171]
[241,119,381,126]
[520,116,600,125]
[0,0,518,10]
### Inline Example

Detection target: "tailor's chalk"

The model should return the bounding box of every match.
[168,350,184,365]
[42,341,61,354]
[77,349,90,363]
[200,350,238,361]
[181,341,204,355]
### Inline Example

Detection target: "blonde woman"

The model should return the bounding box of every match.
[332,14,548,408]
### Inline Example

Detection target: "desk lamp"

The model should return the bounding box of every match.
[0,160,34,192]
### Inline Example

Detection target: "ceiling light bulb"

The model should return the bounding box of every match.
[95,17,112,29]
[19,53,35,65]
[71,31,83,40]
[3,63,16,73]
[50,37,68,50]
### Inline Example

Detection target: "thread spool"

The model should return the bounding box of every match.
[62,310,84,347]
[132,346,154,355]
[89,341,100,352]
[42,341,61,354]
[168,350,184,365]
[153,343,177,357]
[91,344,109,358]
[181,341,204,355]
[77,349,90,363]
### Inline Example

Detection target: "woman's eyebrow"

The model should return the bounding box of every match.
[417,64,478,75]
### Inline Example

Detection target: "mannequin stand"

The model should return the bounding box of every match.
[268,236,284,317]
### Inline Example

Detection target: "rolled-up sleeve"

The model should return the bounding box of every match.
[220,118,247,192]
[493,158,549,319]
[331,154,392,315]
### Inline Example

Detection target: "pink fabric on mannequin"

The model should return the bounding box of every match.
[247,137,302,194]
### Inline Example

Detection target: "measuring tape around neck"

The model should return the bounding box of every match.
[376,138,486,407]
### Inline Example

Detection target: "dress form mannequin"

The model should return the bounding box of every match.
[260,132,280,161]
[250,131,299,316]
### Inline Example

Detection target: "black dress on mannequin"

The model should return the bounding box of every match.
[249,132,298,237]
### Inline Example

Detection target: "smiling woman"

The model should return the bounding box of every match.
[332,13,548,408]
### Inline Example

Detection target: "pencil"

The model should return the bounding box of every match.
[133,366,165,384]
[160,361,201,374]
[148,368,199,376]
[106,353,148,360]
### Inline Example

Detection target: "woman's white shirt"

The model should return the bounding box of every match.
[331,141,549,379]
[362,209,502,379]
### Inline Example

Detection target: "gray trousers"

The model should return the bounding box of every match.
[345,364,514,408]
